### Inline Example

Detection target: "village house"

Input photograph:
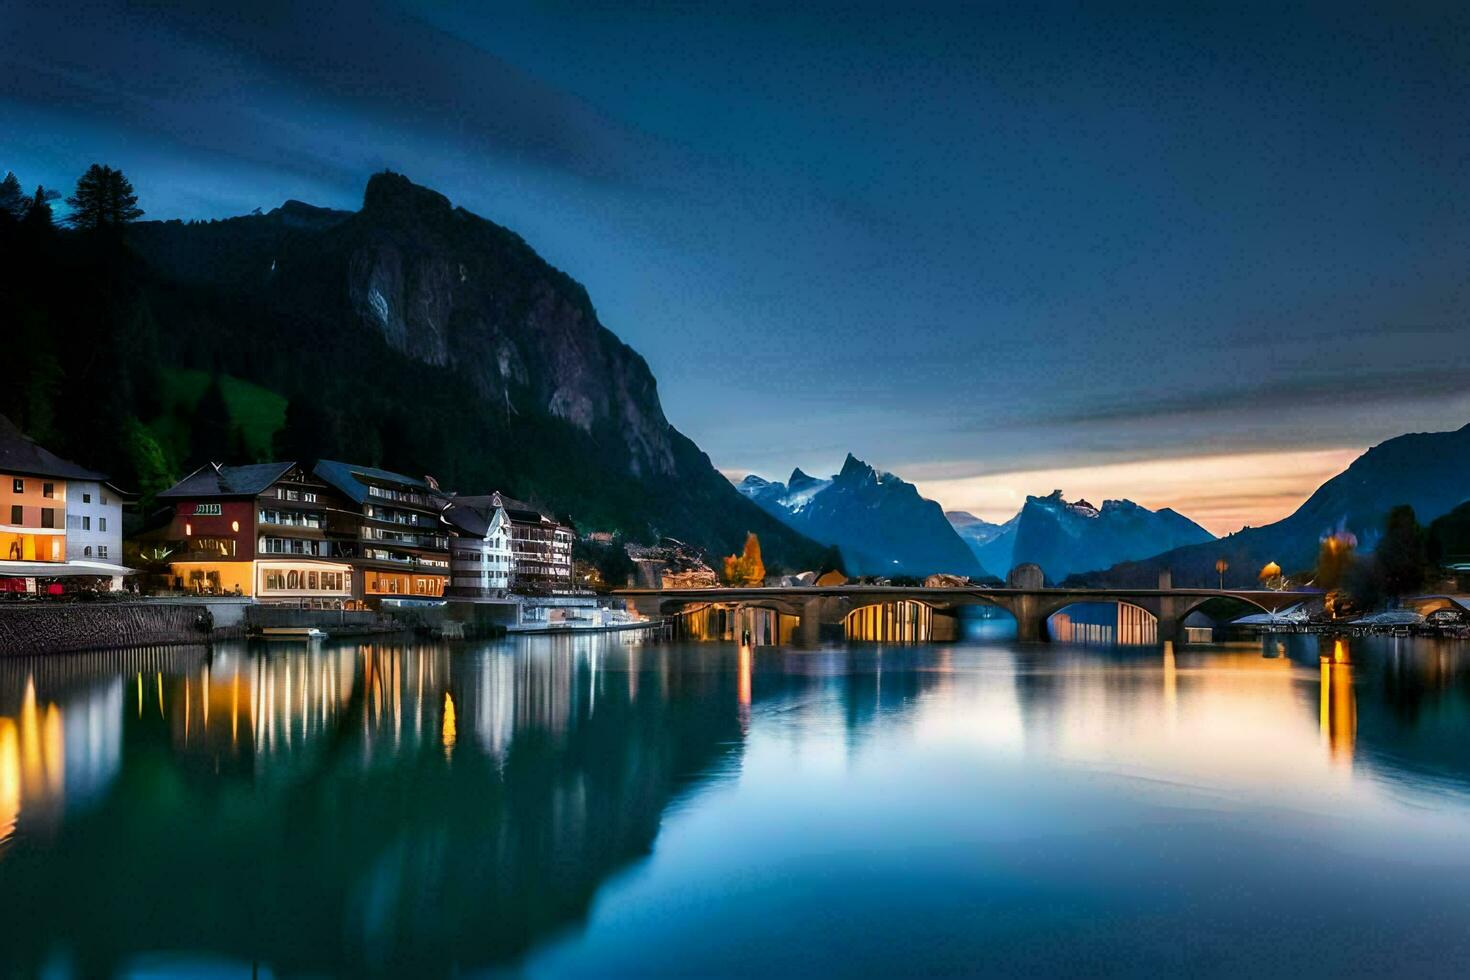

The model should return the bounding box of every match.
[0,415,130,593]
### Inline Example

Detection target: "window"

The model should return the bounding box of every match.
[101,495,108,506]
[10,505,21,525]
[99,517,106,532]
[98,546,108,559]
[84,546,93,557]
[42,483,54,498]
[82,516,91,531]
[41,508,55,529]
[12,479,22,494]
[82,492,91,504]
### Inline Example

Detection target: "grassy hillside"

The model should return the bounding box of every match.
[149,368,287,467]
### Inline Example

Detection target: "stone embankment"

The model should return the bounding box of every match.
[0,602,216,657]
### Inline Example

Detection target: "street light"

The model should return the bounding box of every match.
[1215,557,1228,590]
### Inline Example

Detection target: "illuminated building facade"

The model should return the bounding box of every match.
[440,491,572,592]
[441,498,514,596]
[0,414,131,591]
[157,462,354,602]
[313,461,450,601]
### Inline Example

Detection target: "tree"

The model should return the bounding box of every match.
[723,532,766,585]
[1314,531,1356,592]
[1258,561,1282,590]
[188,375,234,468]
[66,164,144,231]
[22,185,58,230]
[1374,505,1427,600]
[0,171,24,220]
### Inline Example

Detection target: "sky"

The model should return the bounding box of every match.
[5,1,1469,533]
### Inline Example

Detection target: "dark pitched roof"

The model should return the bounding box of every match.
[313,459,433,505]
[451,492,563,526]
[0,414,108,481]
[442,499,493,536]
[158,462,297,499]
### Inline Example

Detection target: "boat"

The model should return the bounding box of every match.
[260,626,327,640]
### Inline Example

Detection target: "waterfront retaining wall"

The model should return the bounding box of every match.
[0,602,216,657]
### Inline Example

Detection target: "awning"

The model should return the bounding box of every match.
[0,560,137,577]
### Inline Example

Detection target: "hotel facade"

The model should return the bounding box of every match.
[312,461,451,601]
[157,462,355,603]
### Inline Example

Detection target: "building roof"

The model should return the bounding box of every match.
[158,462,297,499]
[313,460,435,505]
[0,415,108,481]
[441,491,571,536]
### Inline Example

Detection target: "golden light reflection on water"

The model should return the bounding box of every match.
[0,680,66,845]
[442,692,457,756]
[1320,638,1356,763]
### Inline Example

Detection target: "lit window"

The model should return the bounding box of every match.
[12,479,22,494]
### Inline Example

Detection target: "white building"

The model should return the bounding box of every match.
[443,500,514,596]
[65,479,123,565]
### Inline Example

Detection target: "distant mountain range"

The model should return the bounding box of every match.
[1068,423,1470,588]
[737,455,985,578]
[947,493,1214,582]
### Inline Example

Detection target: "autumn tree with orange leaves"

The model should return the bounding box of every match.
[723,533,766,585]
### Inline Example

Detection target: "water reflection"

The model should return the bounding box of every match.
[0,634,1467,976]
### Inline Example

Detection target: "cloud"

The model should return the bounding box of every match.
[1,0,663,200]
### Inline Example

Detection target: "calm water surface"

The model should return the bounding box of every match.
[2,633,1469,977]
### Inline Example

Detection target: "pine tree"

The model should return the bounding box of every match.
[0,171,24,219]
[1374,505,1427,599]
[66,164,144,231]
[189,376,234,468]
[22,185,57,230]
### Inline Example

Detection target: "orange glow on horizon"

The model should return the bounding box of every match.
[916,446,1364,534]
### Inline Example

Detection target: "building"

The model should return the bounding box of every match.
[441,492,573,592]
[156,462,354,603]
[66,478,123,565]
[313,461,451,601]
[440,497,514,597]
[0,415,131,592]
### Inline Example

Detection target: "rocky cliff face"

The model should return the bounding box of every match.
[339,173,677,478]
[738,454,986,578]
[123,172,821,565]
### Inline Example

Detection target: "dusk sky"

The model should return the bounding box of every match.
[6,1,1469,532]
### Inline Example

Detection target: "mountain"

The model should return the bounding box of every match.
[2,172,827,568]
[1069,424,1470,588]
[737,454,987,578]
[946,510,1021,575]
[992,491,1215,583]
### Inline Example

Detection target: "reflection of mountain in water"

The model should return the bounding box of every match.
[0,638,746,977]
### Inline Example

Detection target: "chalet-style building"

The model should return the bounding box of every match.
[440,497,514,596]
[313,461,450,600]
[157,462,354,602]
[442,492,573,592]
[0,414,130,592]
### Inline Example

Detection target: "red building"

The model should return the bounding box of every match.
[157,462,354,603]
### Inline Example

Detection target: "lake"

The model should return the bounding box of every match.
[2,633,1469,977]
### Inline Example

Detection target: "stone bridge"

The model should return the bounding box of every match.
[615,573,1309,646]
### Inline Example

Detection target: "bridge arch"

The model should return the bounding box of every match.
[1046,599,1159,645]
